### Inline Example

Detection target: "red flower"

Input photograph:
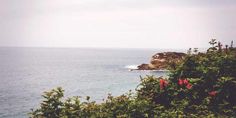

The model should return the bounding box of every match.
[178,79,183,86]
[160,79,168,90]
[208,91,217,97]
[186,83,192,89]
[178,78,192,89]
[183,79,189,85]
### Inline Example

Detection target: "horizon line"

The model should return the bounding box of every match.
[0,45,209,50]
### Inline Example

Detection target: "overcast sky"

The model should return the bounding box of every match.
[0,0,236,49]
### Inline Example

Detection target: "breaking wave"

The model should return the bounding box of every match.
[125,65,138,70]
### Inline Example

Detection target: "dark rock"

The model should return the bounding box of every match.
[137,64,154,70]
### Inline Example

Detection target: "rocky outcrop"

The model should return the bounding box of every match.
[137,52,186,70]
[137,64,152,70]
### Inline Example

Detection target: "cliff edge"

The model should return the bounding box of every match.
[137,52,186,70]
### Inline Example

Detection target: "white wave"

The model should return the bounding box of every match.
[125,65,138,70]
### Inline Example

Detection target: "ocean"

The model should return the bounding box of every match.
[0,47,177,118]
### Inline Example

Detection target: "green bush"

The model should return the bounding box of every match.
[30,39,236,118]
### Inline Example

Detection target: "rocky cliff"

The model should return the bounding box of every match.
[137,52,186,70]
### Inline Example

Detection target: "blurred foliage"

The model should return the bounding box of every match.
[30,39,236,118]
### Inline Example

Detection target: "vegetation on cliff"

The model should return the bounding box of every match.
[30,39,236,118]
[137,52,186,70]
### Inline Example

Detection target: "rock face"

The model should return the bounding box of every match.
[137,52,186,70]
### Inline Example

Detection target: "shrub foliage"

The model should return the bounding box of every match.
[30,39,236,118]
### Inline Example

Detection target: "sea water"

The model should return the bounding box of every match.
[0,47,175,118]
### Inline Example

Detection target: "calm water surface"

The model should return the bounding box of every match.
[0,47,172,118]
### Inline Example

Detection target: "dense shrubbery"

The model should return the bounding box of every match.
[30,39,236,118]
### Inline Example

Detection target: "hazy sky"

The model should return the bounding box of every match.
[0,0,236,49]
